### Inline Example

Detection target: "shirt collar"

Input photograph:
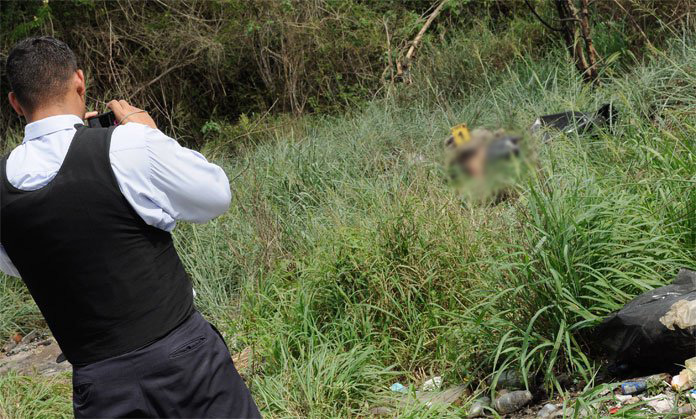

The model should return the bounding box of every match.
[24,114,84,143]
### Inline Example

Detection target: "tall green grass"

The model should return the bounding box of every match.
[0,372,71,418]
[1,36,695,418]
[218,39,695,415]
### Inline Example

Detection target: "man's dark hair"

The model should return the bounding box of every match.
[6,36,77,111]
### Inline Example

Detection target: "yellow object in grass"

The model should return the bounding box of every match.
[451,123,471,146]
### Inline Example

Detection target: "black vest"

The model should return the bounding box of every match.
[0,125,194,365]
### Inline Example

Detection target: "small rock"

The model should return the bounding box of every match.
[20,330,39,344]
[468,396,491,418]
[0,338,70,376]
[615,394,632,403]
[421,376,442,391]
[2,340,17,353]
[416,385,467,407]
[678,405,694,415]
[537,403,558,418]
[368,406,392,416]
[390,385,467,411]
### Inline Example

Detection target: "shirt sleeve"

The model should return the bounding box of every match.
[110,123,231,231]
[0,244,21,277]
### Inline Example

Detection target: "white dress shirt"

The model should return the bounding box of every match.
[0,114,231,277]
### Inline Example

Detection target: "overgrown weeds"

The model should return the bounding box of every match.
[0,372,71,418]
[0,24,696,419]
[2,0,694,143]
[228,39,695,414]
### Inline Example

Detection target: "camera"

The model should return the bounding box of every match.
[87,111,117,128]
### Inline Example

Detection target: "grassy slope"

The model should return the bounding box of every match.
[1,39,695,418]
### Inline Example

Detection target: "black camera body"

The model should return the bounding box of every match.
[87,111,116,128]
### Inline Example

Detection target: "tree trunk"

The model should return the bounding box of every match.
[554,0,600,84]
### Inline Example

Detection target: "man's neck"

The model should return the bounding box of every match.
[25,103,83,124]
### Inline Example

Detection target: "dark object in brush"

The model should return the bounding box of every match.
[531,103,617,141]
[86,111,117,128]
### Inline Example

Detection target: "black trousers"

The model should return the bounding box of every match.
[72,312,261,418]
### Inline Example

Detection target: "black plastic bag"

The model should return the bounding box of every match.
[531,103,617,142]
[595,269,696,376]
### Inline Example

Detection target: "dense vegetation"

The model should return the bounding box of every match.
[1,1,695,417]
[2,0,692,141]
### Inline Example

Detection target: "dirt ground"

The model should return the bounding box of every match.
[0,331,71,377]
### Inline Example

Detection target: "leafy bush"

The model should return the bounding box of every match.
[2,0,693,144]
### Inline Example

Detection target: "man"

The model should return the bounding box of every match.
[2,36,260,418]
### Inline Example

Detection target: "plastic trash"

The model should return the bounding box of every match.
[494,390,533,414]
[671,356,696,390]
[390,382,407,393]
[645,395,674,413]
[537,403,558,418]
[595,269,696,375]
[686,357,696,373]
[421,376,442,391]
[530,103,617,142]
[671,372,690,391]
[467,396,491,418]
[621,381,647,395]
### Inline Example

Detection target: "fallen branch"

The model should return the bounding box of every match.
[405,0,447,63]
[396,0,447,83]
[382,17,394,84]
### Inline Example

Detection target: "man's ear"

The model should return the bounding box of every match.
[75,69,86,101]
[8,92,25,116]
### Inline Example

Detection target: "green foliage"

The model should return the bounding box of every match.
[229,38,693,414]
[408,17,552,102]
[0,0,423,141]
[2,0,692,144]
[0,372,72,419]
[0,277,43,341]
[1,5,696,417]
[5,1,53,42]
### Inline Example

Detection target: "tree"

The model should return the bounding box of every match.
[526,0,600,84]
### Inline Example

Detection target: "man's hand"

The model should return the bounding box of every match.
[107,100,157,129]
